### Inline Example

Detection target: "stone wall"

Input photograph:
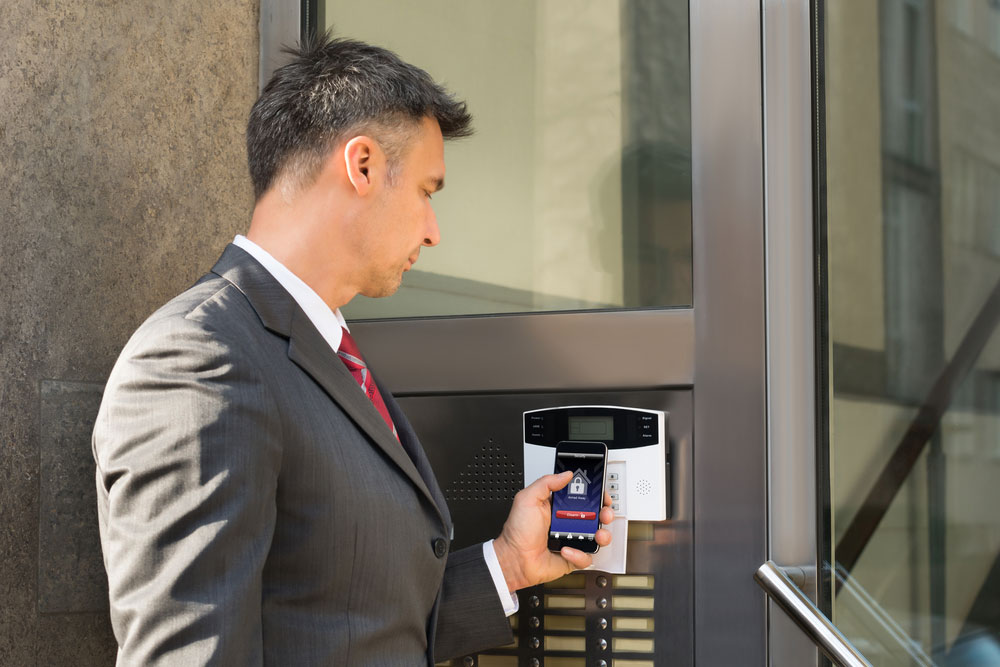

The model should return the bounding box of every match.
[0,1,258,662]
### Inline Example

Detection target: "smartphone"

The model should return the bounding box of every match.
[548,440,608,554]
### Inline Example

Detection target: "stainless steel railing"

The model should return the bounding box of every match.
[755,560,873,667]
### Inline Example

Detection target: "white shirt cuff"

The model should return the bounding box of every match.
[483,539,519,617]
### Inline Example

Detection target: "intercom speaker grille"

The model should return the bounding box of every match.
[636,478,652,496]
[444,440,523,502]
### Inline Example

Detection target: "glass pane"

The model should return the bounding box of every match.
[824,0,1000,663]
[318,0,692,319]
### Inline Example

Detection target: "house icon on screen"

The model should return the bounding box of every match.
[569,469,591,495]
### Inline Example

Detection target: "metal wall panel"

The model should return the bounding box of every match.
[690,1,769,664]
[762,0,820,665]
[354,309,693,394]
[258,0,300,91]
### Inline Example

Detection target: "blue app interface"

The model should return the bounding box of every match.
[550,450,605,539]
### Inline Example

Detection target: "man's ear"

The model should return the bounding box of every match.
[344,136,379,196]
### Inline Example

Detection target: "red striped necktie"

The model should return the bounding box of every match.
[337,327,399,441]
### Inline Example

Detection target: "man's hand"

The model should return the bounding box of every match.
[492,470,615,592]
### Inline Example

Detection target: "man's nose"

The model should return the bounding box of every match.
[423,209,440,247]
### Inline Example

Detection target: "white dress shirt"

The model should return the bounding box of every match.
[232,235,518,616]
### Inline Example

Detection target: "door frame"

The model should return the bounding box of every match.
[257,1,829,664]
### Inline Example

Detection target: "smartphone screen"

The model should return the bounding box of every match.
[548,441,607,553]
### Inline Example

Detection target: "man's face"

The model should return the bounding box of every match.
[355,116,445,298]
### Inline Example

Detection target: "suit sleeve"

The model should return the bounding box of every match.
[433,544,515,661]
[93,316,281,666]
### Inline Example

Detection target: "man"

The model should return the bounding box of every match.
[93,34,613,665]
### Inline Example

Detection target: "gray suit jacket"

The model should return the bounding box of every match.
[93,244,513,666]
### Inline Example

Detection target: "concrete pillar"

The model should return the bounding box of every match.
[0,1,258,662]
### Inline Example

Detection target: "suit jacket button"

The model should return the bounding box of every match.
[433,537,448,558]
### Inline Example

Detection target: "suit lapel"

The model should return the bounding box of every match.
[285,308,444,519]
[380,385,452,530]
[211,244,447,525]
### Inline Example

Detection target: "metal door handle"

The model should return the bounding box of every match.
[755,561,873,667]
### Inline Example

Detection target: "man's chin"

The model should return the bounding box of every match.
[359,276,404,299]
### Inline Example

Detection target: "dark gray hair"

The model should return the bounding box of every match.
[247,32,473,200]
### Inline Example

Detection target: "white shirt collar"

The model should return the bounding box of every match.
[232,235,348,353]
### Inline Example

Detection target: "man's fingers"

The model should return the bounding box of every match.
[595,527,612,546]
[560,546,593,570]
[523,470,573,500]
[604,490,612,507]
[546,470,574,491]
[600,506,615,525]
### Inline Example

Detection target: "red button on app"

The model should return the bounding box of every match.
[556,510,597,520]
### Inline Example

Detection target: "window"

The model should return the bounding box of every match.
[317,0,692,319]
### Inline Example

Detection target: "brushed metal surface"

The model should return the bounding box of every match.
[355,308,694,395]
[762,0,820,665]
[258,0,300,92]
[690,1,769,664]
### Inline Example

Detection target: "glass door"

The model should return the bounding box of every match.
[820,0,1000,663]
[263,1,773,663]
